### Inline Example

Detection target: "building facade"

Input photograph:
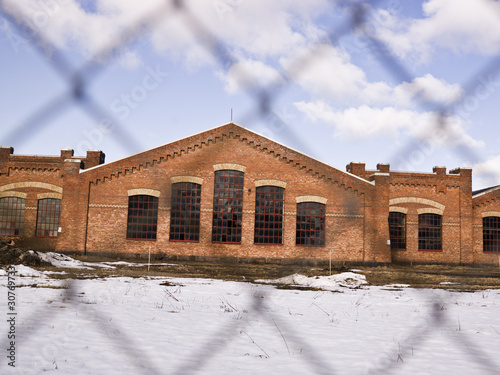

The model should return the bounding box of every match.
[1,123,499,265]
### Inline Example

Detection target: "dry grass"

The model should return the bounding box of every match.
[28,254,500,291]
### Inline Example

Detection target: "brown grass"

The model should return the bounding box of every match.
[27,254,500,291]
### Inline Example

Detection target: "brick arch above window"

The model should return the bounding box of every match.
[389,197,445,212]
[389,206,408,214]
[254,179,287,188]
[127,188,161,197]
[0,182,62,194]
[37,192,62,200]
[0,191,27,199]
[171,176,203,185]
[417,207,444,216]
[295,195,327,204]
[213,163,246,172]
[481,211,500,218]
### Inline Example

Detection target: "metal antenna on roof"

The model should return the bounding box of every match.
[231,108,233,122]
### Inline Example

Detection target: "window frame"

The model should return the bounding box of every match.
[36,198,62,238]
[0,197,25,236]
[169,182,201,242]
[296,202,325,246]
[388,212,406,251]
[418,213,442,251]
[254,185,284,245]
[126,195,159,240]
[212,170,244,244]
[483,216,500,253]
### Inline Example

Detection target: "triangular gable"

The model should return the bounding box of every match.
[80,122,374,193]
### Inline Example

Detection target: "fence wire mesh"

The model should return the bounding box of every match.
[1,0,500,373]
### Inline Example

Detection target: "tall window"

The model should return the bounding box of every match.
[254,186,284,244]
[388,212,406,250]
[36,198,62,237]
[0,197,25,236]
[170,182,201,242]
[296,202,325,246]
[126,195,158,240]
[212,170,244,243]
[483,216,500,253]
[418,213,442,251]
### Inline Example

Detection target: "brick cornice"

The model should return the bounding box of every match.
[84,123,371,196]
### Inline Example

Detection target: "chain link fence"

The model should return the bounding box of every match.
[1,0,500,373]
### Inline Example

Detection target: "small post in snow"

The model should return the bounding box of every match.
[148,245,151,272]
[329,248,332,275]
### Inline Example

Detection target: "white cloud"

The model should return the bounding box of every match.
[284,44,463,108]
[472,154,500,189]
[373,0,500,60]
[2,0,169,59]
[118,50,143,69]
[393,74,464,107]
[217,59,285,94]
[294,101,484,148]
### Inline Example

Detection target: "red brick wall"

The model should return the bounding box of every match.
[3,123,500,265]
[385,166,473,264]
[82,132,375,262]
[472,187,500,265]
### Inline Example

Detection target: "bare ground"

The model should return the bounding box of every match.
[34,254,500,291]
[2,238,500,290]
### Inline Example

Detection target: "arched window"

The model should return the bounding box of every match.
[36,198,62,237]
[0,197,25,236]
[296,202,325,246]
[418,213,442,251]
[126,195,158,240]
[388,212,406,250]
[254,186,284,244]
[212,170,244,243]
[170,182,201,242]
[483,216,500,253]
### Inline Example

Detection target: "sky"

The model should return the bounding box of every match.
[1,0,500,189]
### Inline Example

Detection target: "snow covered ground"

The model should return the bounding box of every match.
[1,262,500,374]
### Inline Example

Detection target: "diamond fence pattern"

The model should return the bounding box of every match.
[1,0,500,373]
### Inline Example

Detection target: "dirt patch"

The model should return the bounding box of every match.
[3,246,500,290]
[0,238,50,267]
[35,253,500,290]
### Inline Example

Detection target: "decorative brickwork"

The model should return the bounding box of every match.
[0,182,62,193]
[171,176,204,185]
[127,188,161,197]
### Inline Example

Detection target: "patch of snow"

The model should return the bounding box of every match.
[13,265,47,277]
[0,273,499,374]
[256,272,368,290]
[33,251,93,269]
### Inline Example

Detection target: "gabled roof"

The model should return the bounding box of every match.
[80,122,374,192]
[473,185,500,198]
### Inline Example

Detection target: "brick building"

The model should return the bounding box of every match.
[1,123,499,265]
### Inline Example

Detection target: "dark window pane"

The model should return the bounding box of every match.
[212,170,244,243]
[0,197,25,236]
[170,182,201,242]
[483,216,500,253]
[418,213,442,251]
[389,212,406,250]
[36,198,62,237]
[127,195,158,240]
[296,202,325,246]
[255,186,284,244]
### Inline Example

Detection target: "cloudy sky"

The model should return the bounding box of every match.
[1,0,500,189]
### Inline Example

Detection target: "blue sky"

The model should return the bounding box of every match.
[1,0,500,189]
